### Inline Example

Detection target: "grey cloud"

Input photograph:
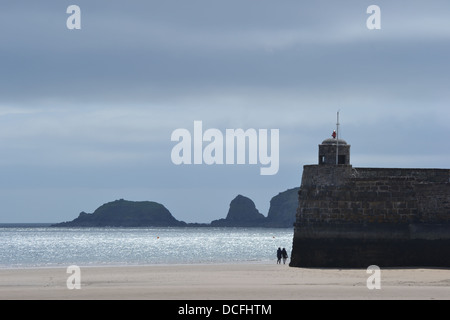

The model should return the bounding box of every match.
[0,1,449,223]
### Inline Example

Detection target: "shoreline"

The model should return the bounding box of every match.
[1,263,449,300]
[0,259,275,271]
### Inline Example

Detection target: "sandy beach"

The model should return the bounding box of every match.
[0,263,449,300]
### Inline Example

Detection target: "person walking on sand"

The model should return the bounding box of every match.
[281,248,288,265]
[277,247,282,264]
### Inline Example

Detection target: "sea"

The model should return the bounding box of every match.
[0,224,293,268]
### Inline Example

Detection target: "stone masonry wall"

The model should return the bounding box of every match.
[290,165,450,267]
[296,166,450,225]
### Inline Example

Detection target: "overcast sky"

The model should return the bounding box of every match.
[0,1,449,223]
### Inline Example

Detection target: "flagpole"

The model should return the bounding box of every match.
[336,111,340,165]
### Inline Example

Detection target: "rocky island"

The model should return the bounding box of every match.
[52,199,187,227]
[265,188,299,227]
[210,195,266,227]
[52,188,299,228]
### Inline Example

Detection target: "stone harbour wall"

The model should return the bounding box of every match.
[290,165,450,268]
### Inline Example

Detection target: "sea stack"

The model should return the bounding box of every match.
[290,135,450,268]
[211,195,266,227]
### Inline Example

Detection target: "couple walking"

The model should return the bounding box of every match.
[277,247,288,264]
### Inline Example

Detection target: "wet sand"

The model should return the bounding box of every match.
[0,263,449,300]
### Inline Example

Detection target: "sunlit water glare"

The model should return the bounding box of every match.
[0,227,293,268]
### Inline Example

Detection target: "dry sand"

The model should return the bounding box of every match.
[0,263,449,300]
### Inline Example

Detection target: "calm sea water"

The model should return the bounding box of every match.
[0,226,293,268]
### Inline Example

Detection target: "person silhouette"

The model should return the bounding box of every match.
[281,248,288,264]
[276,247,282,264]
